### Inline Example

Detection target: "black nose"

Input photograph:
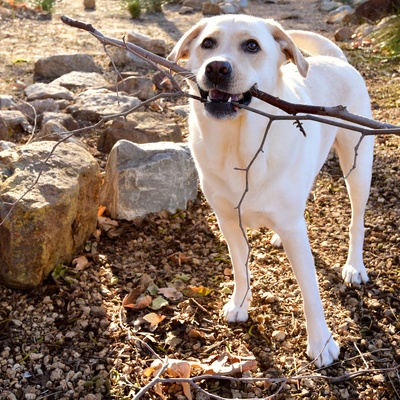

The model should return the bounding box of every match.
[205,61,232,84]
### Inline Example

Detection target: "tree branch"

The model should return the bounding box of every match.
[60,15,400,134]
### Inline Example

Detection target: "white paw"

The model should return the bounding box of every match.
[223,300,249,322]
[270,233,282,248]
[342,263,369,284]
[307,334,340,368]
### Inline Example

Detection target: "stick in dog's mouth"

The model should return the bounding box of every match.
[198,86,253,118]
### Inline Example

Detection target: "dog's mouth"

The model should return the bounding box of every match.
[199,87,252,119]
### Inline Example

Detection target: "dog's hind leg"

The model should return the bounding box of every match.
[334,132,374,284]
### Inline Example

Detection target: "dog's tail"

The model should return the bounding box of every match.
[287,30,348,62]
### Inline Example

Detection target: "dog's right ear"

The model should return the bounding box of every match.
[167,21,206,62]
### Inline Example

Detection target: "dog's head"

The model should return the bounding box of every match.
[168,15,309,120]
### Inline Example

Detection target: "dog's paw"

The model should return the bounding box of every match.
[270,233,282,248]
[307,334,340,368]
[223,301,249,323]
[342,263,369,284]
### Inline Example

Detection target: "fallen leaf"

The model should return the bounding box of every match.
[143,312,166,328]
[168,252,192,266]
[72,256,90,271]
[188,328,206,339]
[143,359,163,377]
[98,215,118,231]
[168,361,192,400]
[150,296,169,310]
[158,287,183,302]
[98,205,106,217]
[183,285,213,298]
[122,290,152,309]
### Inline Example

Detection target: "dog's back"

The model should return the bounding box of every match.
[287,30,348,62]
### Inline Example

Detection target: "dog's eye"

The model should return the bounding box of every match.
[201,38,215,49]
[244,40,260,53]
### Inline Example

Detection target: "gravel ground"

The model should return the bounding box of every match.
[0,1,399,399]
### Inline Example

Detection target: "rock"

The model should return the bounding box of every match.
[202,2,221,15]
[179,6,195,14]
[334,26,355,41]
[0,111,32,140]
[272,330,286,342]
[13,99,60,121]
[327,5,354,24]
[84,0,95,9]
[24,83,74,101]
[97,112,183,153]
[66,89,141,122]
[0,141,101,289]
[319,0,343,12]
[182,0,208,11]
[100,140,198,220]
[221,2,242,14]
[35,121,85,148]
[52,71,109,90]
[0,95,18,109]
[41,112,79,132]
[127,31,166,57]
[34,54,100,80]
[355,0,399,22]
[112,73,156,100]
[0,141,16,151]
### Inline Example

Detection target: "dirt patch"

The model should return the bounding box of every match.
[0,1,399,399]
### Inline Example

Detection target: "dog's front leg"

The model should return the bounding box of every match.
[279,220,340,367]
[217,218,252,322]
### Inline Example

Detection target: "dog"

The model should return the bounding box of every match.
[168,14,374,367]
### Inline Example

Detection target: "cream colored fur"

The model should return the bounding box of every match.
[168,15,374,367]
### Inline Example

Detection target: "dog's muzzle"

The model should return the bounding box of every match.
[198,60,253,119]
[199,87,252,119]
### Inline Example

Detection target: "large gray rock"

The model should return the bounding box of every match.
[0,141,101,289]
[97,112,183,153]
[24,82,74,101]
[100,140,198,220]
[52,71,109,90]
[34,54,100,80]
[66,88,141,122]
[0,110,32,140]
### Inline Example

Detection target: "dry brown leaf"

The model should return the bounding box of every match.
[168,252,192,266]
[122,290,152,309]
[72,256,90,271]
[168,361,192,400]
[188,328,206,339]
[97,205,106,217]
[182,285,213,298]
[143,312,166,328]
[98,215,118,231]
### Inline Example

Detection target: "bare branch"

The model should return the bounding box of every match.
[60,15,400,134]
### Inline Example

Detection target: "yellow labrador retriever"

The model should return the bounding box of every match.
[168,15,374,367]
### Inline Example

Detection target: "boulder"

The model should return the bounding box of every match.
[34,54,100,80]
[127,31,166,57]
[182,0,208,10]
[97,112,183,153]
[52,71,109,90]
[0,110,32,140]
[66,88,141,122]
[202,2,221,15]
[100,140,198,220]
[24,82,74,101]
[0,141,101,289]
[355,0,397,22]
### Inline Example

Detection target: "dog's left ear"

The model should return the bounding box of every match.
[271,23,309,78]
[167,20,206,62]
